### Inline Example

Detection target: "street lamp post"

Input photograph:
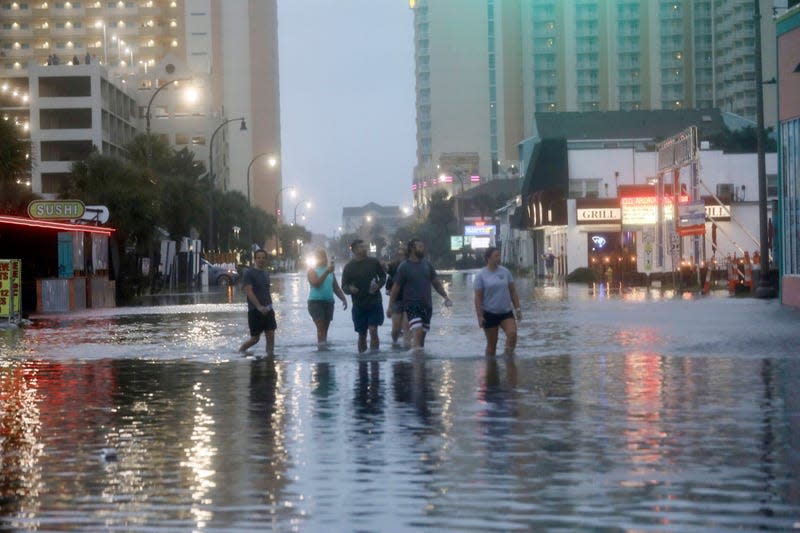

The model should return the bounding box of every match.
[245,153,278,249]
[246,153,278,207]
[145,77,190,167]
[753,0,774,298]
[207,117,247,250]
[273,185,294,256]
[294,200,311,226]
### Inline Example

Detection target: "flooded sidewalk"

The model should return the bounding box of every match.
[1,273,799,531]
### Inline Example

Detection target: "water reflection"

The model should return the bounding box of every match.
[1,278,799,530]
[392,357,435,424]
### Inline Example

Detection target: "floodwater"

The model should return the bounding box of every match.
[1,271,799,532]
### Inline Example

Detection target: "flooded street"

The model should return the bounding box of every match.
[1,272,800,532]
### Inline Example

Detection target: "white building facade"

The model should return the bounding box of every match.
[499,147,777,279]
[27,63,138,194]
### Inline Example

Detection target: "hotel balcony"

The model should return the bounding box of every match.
[105,6,141,16]
[5,25,34,38]
[137,6,161,16]
[2,48,34,60]
[51,27,89,38]
[49,7,87,18]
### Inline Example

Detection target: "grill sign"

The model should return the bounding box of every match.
[27,200,85,220]
[576,208,621,224]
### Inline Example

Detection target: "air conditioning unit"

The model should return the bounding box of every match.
[716,183,734,202]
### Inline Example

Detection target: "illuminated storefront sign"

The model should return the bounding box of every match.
[464,224,496,236]
[576,208,621,224]
[620,196,687,228]
[0,260,21,318]
[28,200,85,220]
[451,234,493,250]
[577,199,731,228]
[470,236,491,249]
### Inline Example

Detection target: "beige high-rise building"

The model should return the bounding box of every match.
[411,0,784,209]
[0,0,282,231]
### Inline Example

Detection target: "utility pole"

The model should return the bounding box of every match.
[753,0,775,298]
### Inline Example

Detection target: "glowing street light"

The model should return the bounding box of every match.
[293,200,311,225]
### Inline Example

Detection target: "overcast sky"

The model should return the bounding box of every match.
[277,0,416,237]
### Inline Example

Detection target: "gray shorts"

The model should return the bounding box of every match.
[308,300,334,322]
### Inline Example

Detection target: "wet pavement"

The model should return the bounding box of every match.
[1,271,799,532]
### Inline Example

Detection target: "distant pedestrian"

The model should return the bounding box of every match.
[238,249,276,356]
[72,55,80,65]
[543,248,555,279]
[341,239,386,353]
[85,52,91,64]
[386,238,451,353]
[307,248,347,349]
[385,242,410,348]
[473,246,521,357]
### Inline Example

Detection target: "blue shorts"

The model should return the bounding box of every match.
[352,302,384,334]
[404,302,432,332]
[391,300,404,314]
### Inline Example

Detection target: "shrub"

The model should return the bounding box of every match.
[566,267,600,283]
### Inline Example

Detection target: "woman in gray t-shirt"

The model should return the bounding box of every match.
[473,247,521,356]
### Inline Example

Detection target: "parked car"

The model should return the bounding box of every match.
[200,258,240,287]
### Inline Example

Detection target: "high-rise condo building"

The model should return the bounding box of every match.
[0,0,282,229]
[411,0,785,208]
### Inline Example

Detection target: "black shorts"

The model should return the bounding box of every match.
[405,303,432,332]
[308,300,334,322]
[248,308,277,336]
[483,310,514,329]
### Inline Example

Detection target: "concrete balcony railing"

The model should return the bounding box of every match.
[49,7,87,18]
[3,48,34,59]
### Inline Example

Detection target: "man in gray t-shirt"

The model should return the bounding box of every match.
[386,239,451,352]
[238,249,276,356]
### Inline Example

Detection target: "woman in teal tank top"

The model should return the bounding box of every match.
[307,249,348,348]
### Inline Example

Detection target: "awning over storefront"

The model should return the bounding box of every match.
[520,138,569,197]
[520,138,569,228]
[0,215,115,235]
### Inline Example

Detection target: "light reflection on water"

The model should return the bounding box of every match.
[0,273,799,531]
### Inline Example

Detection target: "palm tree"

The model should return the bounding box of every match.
[472,193,501,222]
[63,153,159,252]
[0,117,35,214]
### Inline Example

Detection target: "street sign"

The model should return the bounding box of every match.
[28,200,85,220]
[79,205,110,224]
[0,259,21,319]
[678,201,706,236]
[657,126,698,171]
[670,232,681,253]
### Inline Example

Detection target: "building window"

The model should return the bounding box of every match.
[569,178,602,199]
[41,173,70,194]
